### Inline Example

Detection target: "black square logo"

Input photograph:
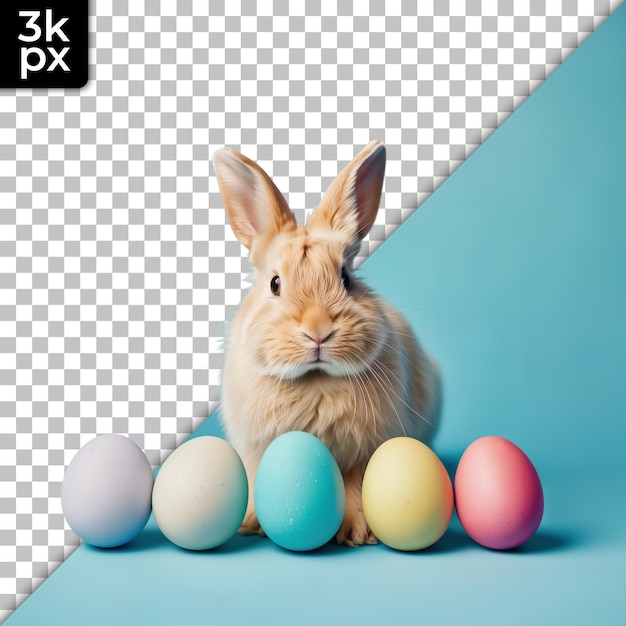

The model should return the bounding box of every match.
[0,1,88,88]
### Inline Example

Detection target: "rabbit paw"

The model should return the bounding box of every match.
[336,510,377,547]
[335,464,378,547]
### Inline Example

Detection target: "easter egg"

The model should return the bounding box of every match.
[61,434,154,548]
[152,436,248,550]
[454,436,544,550]
[254,431,345,552]
[362,437,453,551]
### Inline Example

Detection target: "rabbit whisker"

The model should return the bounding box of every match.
[347,346,407,438]
[343,360,379,441]
[351,342,434,432]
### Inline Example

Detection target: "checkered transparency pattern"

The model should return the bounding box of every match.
[0,0,623,621]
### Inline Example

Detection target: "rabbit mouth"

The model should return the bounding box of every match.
[309,356,341,373]
[272,356,367,380]
[296,361,348,378]
[306,344,346,373]
[259,356,343,380]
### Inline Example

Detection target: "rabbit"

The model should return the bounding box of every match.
[212,141,441,546]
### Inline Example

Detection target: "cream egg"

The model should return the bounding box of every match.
[152,436,248,550]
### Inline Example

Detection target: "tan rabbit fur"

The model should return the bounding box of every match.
[213,141,441,547]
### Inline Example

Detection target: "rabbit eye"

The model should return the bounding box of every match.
[270,275,281,296]
[341,268,351,291]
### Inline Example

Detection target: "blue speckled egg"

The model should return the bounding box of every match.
[254,431,345,552]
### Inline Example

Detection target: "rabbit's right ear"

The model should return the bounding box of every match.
[213,148,296,250]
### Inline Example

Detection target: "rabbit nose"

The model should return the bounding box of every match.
[303,329,335,347]
[300,308,335,347]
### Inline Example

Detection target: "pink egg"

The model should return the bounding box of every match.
[454,436,544,550]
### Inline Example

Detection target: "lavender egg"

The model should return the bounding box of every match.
[61,434,154,548]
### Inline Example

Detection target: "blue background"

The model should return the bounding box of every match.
[7,5,626,625]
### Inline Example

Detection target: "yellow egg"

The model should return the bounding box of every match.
[362,437,453,551]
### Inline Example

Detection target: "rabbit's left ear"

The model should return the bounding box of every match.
[309,141,386,242]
